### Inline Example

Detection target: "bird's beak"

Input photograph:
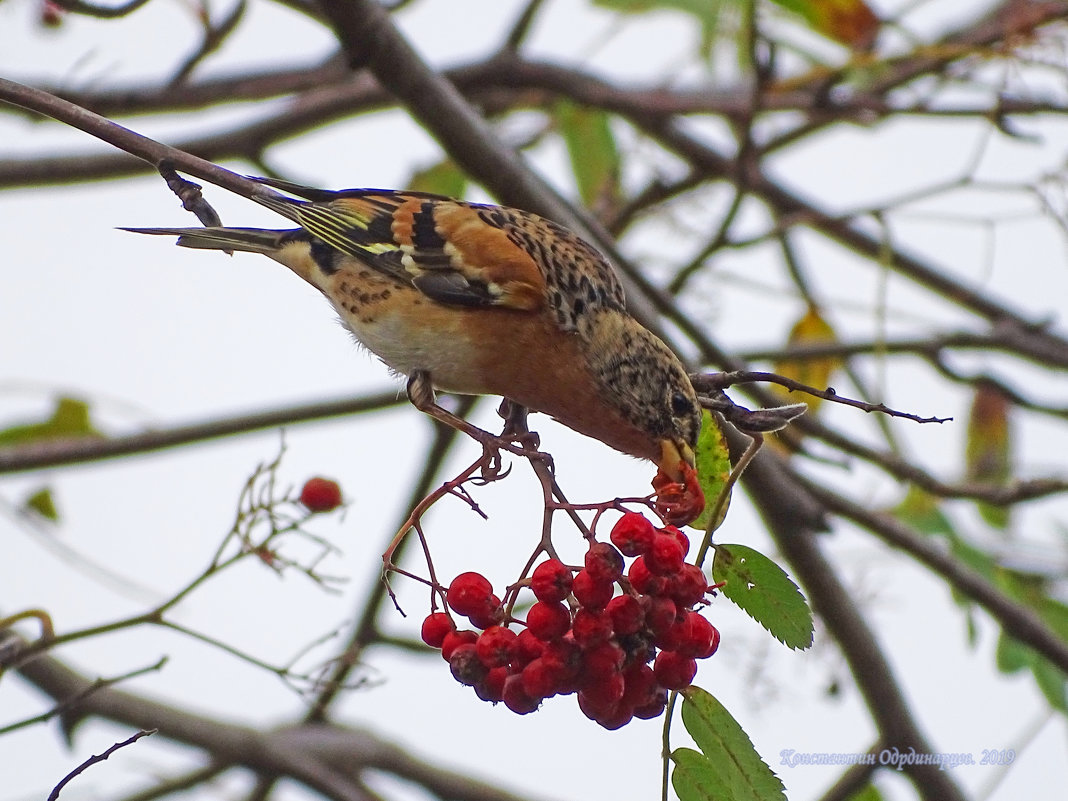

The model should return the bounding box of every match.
[657,438,696,483]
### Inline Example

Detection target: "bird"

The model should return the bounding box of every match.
[124,178,703,493]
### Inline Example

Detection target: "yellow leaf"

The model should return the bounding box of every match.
[772,304,841,414]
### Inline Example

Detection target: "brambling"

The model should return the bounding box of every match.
[126,178,703,498]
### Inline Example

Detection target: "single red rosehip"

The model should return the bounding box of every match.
[530,558,574,603]
[446,572,494,617]
[440,629,478,661]
[299,477,343,512]
[611,511,657,556]
[654,649,698,690]
[572,569,614,610]
[420,612,455,649]
[526,600,571,641]
[502,673,541,715]
[606,594,644,636]
[584,542,625,583]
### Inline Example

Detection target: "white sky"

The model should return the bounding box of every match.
[1,1,1066,800]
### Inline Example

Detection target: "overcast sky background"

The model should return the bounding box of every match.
[1,1,1067,800]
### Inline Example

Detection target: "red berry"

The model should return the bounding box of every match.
[606,594,644,636]
[621,663,658,708]
[447,572,494,617]
[628,556,667,595]
[592,703,634,730]
[571,607,613,647]
[502,673,541,714]
[420,612,455,648]
[672,611,716,658]
[526,601,571,641]
[467,593,503,629]
[579,670,626,708]
[299,477,342,512]
[543,638,584,682]
[645,533,686,576]
[663,526,690,556]
[642,595,678,639]
[667,563,709,608]
[521,657,564,699]
[584,542,624,583]
[476,625,518,668]
[654,650,698,690]
[572,569,614,610]
[530,558,573,603]
[449,643,488,686]
[633,688,668,719]
[697,624,721,659]
[441,629,478,660]
[582,641,625,679]
[611,512,656,556]
[474,666,508,703]
[513,628,545,666]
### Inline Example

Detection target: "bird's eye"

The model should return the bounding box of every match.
[670,391,694,417]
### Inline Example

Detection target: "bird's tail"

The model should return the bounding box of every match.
[120,226,293,255]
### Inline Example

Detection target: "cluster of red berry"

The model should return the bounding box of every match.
[420,512,720,729]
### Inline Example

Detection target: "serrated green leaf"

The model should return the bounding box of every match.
[408,159,467,198]
[555,100,620,210]
[0,396,103,447]
[712,544,813,649]
[690,410,731,532]
[671,747,722,801]
[672,687,786,801]
[23,487,60,522]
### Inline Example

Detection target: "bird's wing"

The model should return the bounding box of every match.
[254,190,548,311]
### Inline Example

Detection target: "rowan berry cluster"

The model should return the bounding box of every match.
[420,512,720,729]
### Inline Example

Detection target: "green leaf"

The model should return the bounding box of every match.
[994,631,1030,675]
[845,785,884,801]
[964,381,1013,529]
[712,544,813,649]
[769,0,879,48]
[1030,656,1067,713]
[690,410,731,532]
[671,687,786,801]
[555,100,620,210]
[23,487,60,522]
[407,159,467,198]
[891,485,957,539]
[0,397,103,447]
